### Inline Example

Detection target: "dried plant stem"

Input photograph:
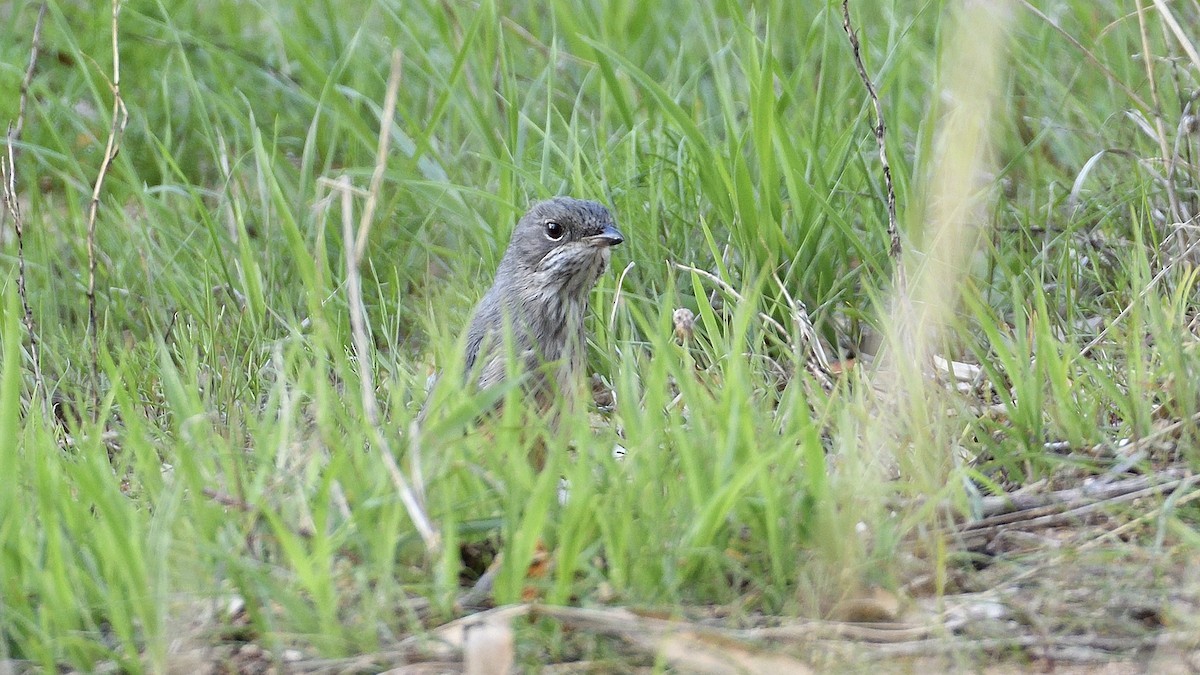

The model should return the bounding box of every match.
[772,273,834,392]
[85,0,129,410]
[1079,235,1200,357]
[1150,0,1200,72]
[1,149,45,409]
[1,1,48,411]
[339,50,439,555]
[7,1,47,147]
[1134,0,1183,226]
[671,262,834,390]
[841,0,905,297]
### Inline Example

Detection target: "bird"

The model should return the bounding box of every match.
[422,197,624,435]
[440,197,623,602]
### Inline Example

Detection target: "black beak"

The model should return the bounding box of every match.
[590,223,624,247]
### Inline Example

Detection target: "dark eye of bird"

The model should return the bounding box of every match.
[544,220,566,241]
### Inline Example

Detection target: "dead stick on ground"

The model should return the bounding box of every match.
[842,0,904,296]
[1,1,48,412]
[339,50,439,555]
[85,0,129,413]
[960,479,1189,545]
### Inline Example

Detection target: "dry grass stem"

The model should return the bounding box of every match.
[7,1,46,145]
[86,0,129,411]
[841,0,905,297]
[1134,0,1184,226]
[772,273,834,391]
[1,1,48,411]
[1150,0,1200,72]
[672,261,834,389]
[338,50,439,555]
[608,260,635,331]
[1079,236,1200,357]
[1019,0,1150,112]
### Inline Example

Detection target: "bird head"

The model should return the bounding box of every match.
[497,197,624,297]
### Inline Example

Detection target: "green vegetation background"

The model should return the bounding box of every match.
[0,0,1196,670]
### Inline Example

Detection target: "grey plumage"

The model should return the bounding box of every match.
[421,197,623,422]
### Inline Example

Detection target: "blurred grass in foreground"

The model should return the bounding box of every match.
[1,0,1198,670]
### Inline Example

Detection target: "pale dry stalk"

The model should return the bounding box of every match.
[1,1,48,410]
[85,0,129,411]
[338,50,439,555]
[842,0,905,298]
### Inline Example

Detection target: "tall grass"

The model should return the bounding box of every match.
[1,0,1197,669]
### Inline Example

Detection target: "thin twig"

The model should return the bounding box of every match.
[1085,474,1200,550]
[842,0,905,297]
[862,632,1193,659]
[339,50,439,555]
[85,0,129,412]
[8,1,47,145]
[1,1,48,412]
[974,468,1189,519]
[960,478,1190,546]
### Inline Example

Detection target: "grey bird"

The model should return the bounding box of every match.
[463,197,624,410]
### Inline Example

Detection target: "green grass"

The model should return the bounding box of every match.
[2,0,1199,670]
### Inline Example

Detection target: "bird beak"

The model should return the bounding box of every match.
[589,223,624,247]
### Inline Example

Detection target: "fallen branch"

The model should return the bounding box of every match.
[960,469,1195,548]
[860,631,1196,659]
[974,467,1190,519]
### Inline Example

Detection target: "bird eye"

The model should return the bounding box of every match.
[544,220,566,241]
